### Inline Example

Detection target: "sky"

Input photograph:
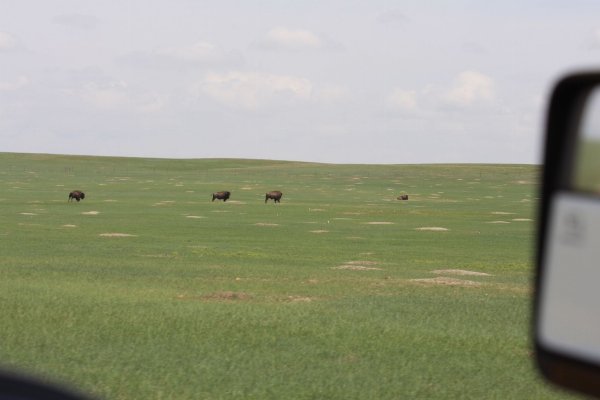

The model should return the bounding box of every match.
[2,1,600,164]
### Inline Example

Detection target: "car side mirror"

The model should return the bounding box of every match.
[535,71,600,397]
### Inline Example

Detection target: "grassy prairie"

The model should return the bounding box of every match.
[0,153,574,399]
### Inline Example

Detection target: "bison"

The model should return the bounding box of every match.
[397,194,409,201]
[265,191,283,203]
[68,191,85,202]
[212,191,231,202]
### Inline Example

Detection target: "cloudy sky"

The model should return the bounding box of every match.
[2,1,600,164]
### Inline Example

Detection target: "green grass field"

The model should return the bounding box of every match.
[0,153,575,399]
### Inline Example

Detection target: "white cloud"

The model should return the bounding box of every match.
[79,81,130,109]
[261,27,323,50]
[314,85,350,104]
[0,76,29,91]
[0,31,17,51]
[199,71,313,110]
[68,80,166,113]
[443,70,495,107]
[386,89,418,111]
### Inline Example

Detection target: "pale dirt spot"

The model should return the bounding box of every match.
[240,187,253,190]
[365,221,394,225]
[104,199,117,202]
[255,222,279,226]
[99,233,137,237]
[226,200,246,204]
[416,227,448,231]
[487,221,510,224]
[310,230,329,233]
[286,296,314,303]
[200,291,251,301]
[513,218,532,222]
[335,265,383,271]
[410,277,482,287]
[20,212,36,216]
[81,211,100,215]
[309,208,326,212]
[492,211,515,215]
[62,224,77,228]
[185,215,205,219]
[343,212,363,215]
[334,261,382,271]
[153,201,175,206]
[346,261,378,265]
[432,269,491,277]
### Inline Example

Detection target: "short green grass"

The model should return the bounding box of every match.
[0,153,575,399]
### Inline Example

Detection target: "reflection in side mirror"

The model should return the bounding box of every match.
[535,72,600,397]
[575,89,600,192]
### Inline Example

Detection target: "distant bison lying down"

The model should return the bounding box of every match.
[397,194,409,200]
[68,191,85,202]
[265,191,283,203]
[212,191,231,202]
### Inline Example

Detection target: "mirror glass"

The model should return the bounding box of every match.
[538,86,600,366]
[574,88,600,192]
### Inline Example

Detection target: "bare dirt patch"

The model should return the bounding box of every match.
[492,211,515,215]
[198,291,252,301]
[99,233,137,237]
[487,221,510,224]
[512,218,532,222]
[153,201,175,206]
[365,221,394,225]
[310,230,329,233]
[416,227,448,231]
[255,222,279,226]
[20,212,37,216]
[334,261,382,271]
[432,269,491,276]
[410,277,482,287]
[62,224,77,228]
[81,211,100,215]
[185,215,205,219]
[285,296,314,303]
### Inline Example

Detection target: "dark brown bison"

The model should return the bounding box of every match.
[68,191,85,202]
[212,191,231,202]
[265,191,283,203]
[397,194,409,201]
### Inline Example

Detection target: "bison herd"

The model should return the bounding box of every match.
[69,189,410,204]
[67,190,285,204]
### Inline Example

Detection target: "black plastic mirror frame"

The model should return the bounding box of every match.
[535,71,600,397]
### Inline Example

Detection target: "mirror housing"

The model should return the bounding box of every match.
[535,72,600,397]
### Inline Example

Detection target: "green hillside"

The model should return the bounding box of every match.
[0,153,572,399]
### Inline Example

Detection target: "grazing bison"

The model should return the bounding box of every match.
[265,191,283,203]
[68,191,85,202]
[397,194,409,201]
[212,191,231,202]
